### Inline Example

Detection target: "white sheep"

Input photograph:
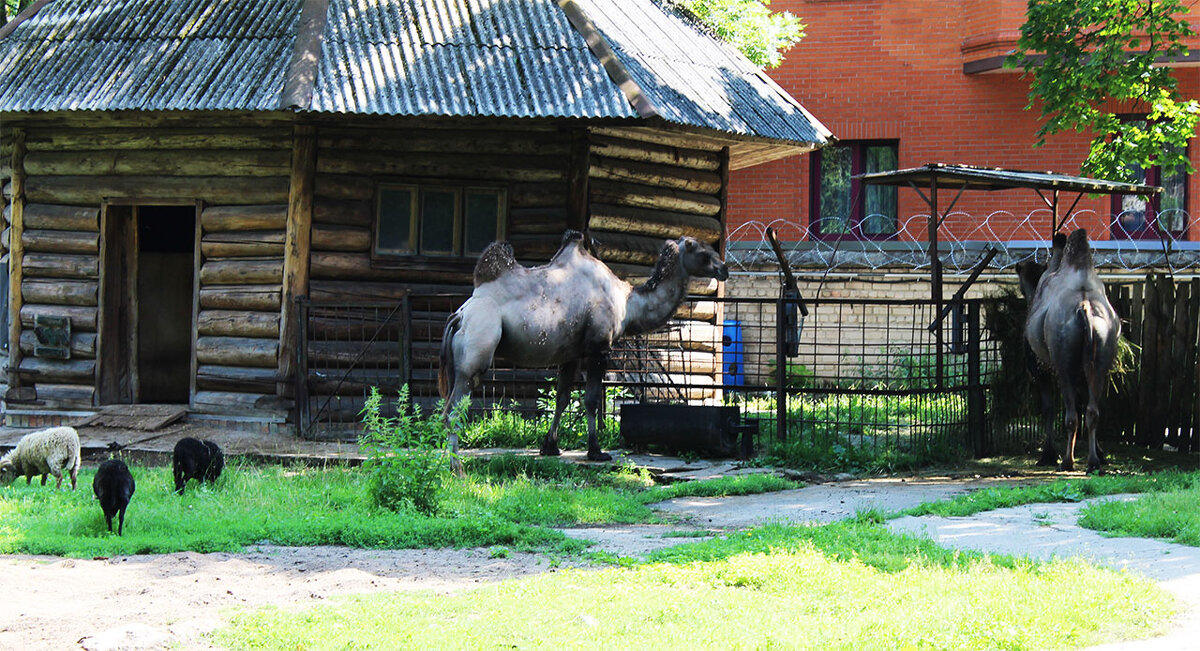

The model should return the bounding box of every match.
[0,426,82,490]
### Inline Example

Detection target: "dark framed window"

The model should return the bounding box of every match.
[1111,119,1189,240]
[374,183,507,258]
[810,141,899,239]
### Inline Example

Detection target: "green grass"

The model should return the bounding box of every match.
[217,521,1174,650]
[0,455,796,558]
[1079,476,1200,546]
[902,471,1198,518]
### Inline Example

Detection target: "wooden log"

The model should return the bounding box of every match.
[18,357,95,382]
[643,321,721,353]
[312,223,370,252]
[22,229,99,254]
[308,339,404,366]
[199,284,281,311]
[307,280,410,303]
[32,383,95,408]
[24,128,290,151]
[308,309,406,340]
[309,251,471,284]
[611,350,718,375]
[318,128,570,156]
[21,279,97,306]
[20,303,98,331]
[196,364,279,392]
[317,151,567,183]
[589,203,721,242]
[305,367,407,395]
[201,230,286,258]
[199,258,284,285]
[314,199,371,228]
[592,231,673,266]
[589,179,721,216]
[22,252,98,278]
[24,150,291,177]
[24,176,290,205]
[315,174,374,201]
[590,155,723,194]
[197,309,281,338]
[676,301,718,321]
[195,336,279,368]
[509,207,570,234]
[20,330,96,359]
[588,134,721,171]
[192,390,282,412]
[23,204,98,231]
[201,204,288,232]
[509,182,568,208]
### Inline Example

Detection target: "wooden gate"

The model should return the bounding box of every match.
[1107,275,1200,452]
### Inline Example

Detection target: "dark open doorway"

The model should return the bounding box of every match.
[99,204,196,404]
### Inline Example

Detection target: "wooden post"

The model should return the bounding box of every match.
[278,124,316,399]
[188,201,203,409]
[567,128,590,233]
[7,128,25,390]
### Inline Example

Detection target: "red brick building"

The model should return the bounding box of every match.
[728,0,1200,247]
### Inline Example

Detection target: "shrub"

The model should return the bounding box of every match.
[359,386,453,515]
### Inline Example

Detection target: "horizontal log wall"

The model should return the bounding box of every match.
[9,120,292,409]
[306,125,575,423]
[587,132,727,402]
[195,203,286,400]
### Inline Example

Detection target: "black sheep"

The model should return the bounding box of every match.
[93,459,135,536]
[173,437,224,494]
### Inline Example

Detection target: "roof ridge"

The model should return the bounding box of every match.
[557,0,657,120]
[280,0,329,110]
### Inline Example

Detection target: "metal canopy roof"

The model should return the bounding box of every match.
[858,163,1161,196]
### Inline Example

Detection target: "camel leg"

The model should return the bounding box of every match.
[540,361,578,457]
[1034,374,1058,467]
[583,354,612,462]
[440,307,503,475]
[1084,383,1104,474]
[1059,390,1081,472]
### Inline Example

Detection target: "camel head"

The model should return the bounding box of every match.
[1015,260,1045,302]
[678,236,729,281]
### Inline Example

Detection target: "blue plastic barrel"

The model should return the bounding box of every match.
[722,319,744,387]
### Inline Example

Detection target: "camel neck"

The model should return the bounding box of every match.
[623,265,688,337]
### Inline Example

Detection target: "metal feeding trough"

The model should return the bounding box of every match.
[620,404,757,458]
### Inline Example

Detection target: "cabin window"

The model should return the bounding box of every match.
[810,141,899,240]
[375,184,506,258]
[1111,120,1188,240]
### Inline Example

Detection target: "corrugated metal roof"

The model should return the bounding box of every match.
[576,0,830,144]
[0,0,301,112]
[859,164,1162,196]
[310,0,636,119]
[0,0,828,147]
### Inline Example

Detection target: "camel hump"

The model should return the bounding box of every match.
[1062,228,1094,270]
[473,241,517,286]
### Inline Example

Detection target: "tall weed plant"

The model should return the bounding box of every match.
[360,386,453,515]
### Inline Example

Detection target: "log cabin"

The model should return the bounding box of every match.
[0,0,830,435]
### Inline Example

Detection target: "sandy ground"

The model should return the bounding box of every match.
[3,477,1199,650]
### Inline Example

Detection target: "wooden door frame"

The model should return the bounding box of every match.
[97,198,200,405]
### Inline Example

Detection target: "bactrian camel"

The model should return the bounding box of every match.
[439,230,729,464]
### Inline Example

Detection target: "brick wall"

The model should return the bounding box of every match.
[730,0,1200,244]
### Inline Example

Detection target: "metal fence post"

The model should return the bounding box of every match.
[967,300,985,457]
[776,293,787,442]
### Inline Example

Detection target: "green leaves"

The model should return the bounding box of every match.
[681,0,805,68]
[1007,0,1198,182]
[359,386,454,515]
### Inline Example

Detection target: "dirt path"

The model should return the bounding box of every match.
[2,477,1197,650]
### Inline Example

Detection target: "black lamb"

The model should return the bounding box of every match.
[93,459,135,536]
[173,437,224,494]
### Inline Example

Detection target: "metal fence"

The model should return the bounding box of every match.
[295,291,1023,460]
